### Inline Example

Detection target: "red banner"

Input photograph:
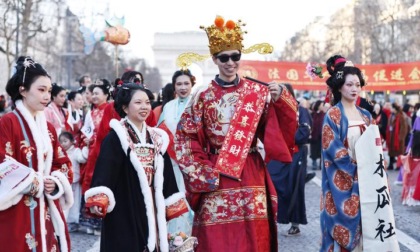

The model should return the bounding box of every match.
[239,60,420,91]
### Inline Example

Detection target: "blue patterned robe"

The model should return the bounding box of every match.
[320,101,372,251]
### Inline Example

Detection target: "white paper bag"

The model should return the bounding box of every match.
[0,159,33,200]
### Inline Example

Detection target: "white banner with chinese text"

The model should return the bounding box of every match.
[356,125,400,252]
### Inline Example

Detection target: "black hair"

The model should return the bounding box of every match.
[114,83,148,118]
[171,69,196,88]
[77,86,86,94]
[392,103,402,113]
[313,100,324,112]
[161,83,176,109]
[0,95,6,112]
[121,71,144,85]
[402,103,413,114]
[325,55,365,105]
[6,56,50,103]
[59,131,75,143]
[87,84,95,93]
[67,90,81,101]
[51,83,66,98]
[92,79,111,100]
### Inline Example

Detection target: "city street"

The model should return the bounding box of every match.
[70,169,420,252]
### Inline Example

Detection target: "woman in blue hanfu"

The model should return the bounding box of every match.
[319,55,373,252]
[157,69,195,236]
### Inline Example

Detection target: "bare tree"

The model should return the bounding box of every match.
[0,0,19,79]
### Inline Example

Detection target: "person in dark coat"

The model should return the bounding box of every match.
[310,100,325,170]
[268,84,312,236]
[85,83,188,252]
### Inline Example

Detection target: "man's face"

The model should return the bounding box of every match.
[81,77,92,87]
[212,50,241,81]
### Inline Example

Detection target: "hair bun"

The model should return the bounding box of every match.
[15,56,35,72]
[326,55,346,75]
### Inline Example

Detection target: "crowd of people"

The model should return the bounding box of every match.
[0,15,419,252]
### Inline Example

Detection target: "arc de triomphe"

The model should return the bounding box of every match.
[152,31,218,88]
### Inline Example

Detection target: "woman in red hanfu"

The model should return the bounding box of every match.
[0,56,73,252]
[65,91,84,147]
[44,83,68,136]
[174,16,298,252]
[79,80,111,234]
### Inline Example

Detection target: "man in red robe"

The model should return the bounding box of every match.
[175,16,297,252]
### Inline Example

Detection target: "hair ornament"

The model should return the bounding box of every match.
[336,71,344,79]
[334,57,346,66]
[344,61,354,67]
[22,57,37,84]
[306,62,323,80]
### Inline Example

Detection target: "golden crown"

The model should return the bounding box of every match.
[202,16,245,55]
[176,16,273,70]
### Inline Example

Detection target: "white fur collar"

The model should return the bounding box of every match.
[66,103,81,130]
[15,100,53,175]
[125,118,147,144]
[109,118,170,251]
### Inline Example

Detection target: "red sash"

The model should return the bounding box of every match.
[157,121,177,161]
[214,81,268,180]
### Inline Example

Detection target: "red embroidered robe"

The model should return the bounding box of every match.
[0,108,73,252]
[175,79,297,252]
[81,102,107,194]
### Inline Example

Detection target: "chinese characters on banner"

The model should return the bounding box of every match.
[355,125,400,251]
[239,60,420,91]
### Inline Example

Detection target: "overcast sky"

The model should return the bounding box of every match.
[68,0,352,66]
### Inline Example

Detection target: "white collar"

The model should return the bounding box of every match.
[125,117,147,144]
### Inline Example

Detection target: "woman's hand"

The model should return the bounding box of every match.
[89,206,104,216]
[43,178,56,194]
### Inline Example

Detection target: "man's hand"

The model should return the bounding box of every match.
[268,82,282,102]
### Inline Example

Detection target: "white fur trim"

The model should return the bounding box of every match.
[15,101,54,252]
[110,119,172,251]
[0,170,36,211]
[15,100,53,176]
[44,175,64,200]
[51,171,74,210]
[164,192,186,206]
[34,172,45,198]
[84,186,116,213]
[153,152,169,252]
[47,198,69,252]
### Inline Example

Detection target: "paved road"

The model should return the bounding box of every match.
[278,168,420,252]
[70,169,420,252]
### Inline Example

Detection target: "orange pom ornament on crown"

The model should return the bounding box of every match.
[200,16,246,55]
[225,20,236,30]
[214,16,225,28]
